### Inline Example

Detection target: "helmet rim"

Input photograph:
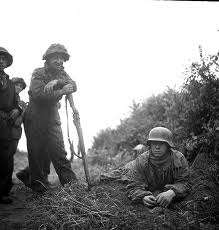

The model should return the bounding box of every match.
[0,47,13,67]
[147,127,174,148]
[42,43,70,61]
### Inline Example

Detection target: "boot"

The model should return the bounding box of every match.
[0,195,13,204]
[16,170,32,189]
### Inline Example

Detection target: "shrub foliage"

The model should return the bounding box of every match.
[92,47,219,162]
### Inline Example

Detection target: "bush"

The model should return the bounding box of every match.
[91,47,219,165]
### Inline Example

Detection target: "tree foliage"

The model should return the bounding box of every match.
[92,47,219,162]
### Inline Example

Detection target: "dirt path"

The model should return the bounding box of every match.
[0,151,58,230]
[0,183,34,230]
[0,151,32,230]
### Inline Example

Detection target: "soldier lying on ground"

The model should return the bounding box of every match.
[99,127,190,209]
[0,47,22,204]
[126,127,190,209]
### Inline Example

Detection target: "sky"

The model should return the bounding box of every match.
[1,0,219,153]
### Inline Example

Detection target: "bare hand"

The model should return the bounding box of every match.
[62,84,75,95]
[156,190,176,208]
[72,80,77,92]
[14,116,23,126]
[8,109,20,121]
[142,195,157,208]
[44,80,58,94]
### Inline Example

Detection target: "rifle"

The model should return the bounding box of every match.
[65,94,92,190]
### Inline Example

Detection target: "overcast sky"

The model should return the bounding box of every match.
[1,0,219,153]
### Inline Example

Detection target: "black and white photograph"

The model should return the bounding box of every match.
[0,0,218,229]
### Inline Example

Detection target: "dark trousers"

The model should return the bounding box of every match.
[24,117,77,191]
[0,140,17,197]
[18,151,51,184]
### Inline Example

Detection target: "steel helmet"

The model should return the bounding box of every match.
[11,77,27,89]
[0,47,13,67]
[147,127,174,148]
[133,144,146,152]
[42,43,70,61]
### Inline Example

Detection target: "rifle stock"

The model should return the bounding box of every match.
[66,94,92,190]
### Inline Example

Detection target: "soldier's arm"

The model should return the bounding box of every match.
[19,101,27,118]
[9,84,22,119]
[126,154,152,203]
[164,156,190,199]
[13,100,27,127]
[57,72,77,92]
[30,71,63,103]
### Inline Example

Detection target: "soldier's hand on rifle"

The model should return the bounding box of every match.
[44,80,58,94]
[8,108,20,121]
[72,80,77,92]
[62,84,75,95]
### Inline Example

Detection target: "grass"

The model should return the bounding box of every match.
[13,150,219,230]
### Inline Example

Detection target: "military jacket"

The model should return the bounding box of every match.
[0,73,21,139]
[26,64,76,126]
[12,95,27,139]
[126,149,190,203]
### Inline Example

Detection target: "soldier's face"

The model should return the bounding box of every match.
[48,54,65,71]
[0,55,7,71]
[15,83,24,94]
[151,141,169,158]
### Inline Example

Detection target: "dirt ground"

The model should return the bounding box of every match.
[0,151,30,229]
[0,151,58,230]
[0,151,219,230]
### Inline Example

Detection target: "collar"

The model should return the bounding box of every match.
[149,148,172,168]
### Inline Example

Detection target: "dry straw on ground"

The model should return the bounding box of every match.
[26,181,195,230]
[14,153,219,230]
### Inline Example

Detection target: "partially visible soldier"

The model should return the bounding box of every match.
[11,77,27,150]
[133,144,147,159]
[0,47,22,204]
[22,44,78,193]
[126,127,190,209]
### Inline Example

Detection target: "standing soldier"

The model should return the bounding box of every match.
[23,44,77,193]
[0,47,22,204]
